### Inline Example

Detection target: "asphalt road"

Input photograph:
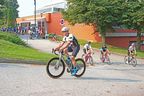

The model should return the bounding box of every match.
[0,35,144,96]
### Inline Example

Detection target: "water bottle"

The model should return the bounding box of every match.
[66,57,71,65]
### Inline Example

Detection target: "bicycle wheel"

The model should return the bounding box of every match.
[124,56,128,64]
[131,58,137,67]
[46,57,65,79]
[106,56,111,65]
[75,58,86,78]
[88,56,94,65]
[100,54,105,63]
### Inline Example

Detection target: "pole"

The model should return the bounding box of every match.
[41,13,43,38]
[34,0,37,37]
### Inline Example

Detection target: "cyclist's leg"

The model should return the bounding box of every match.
[71,46,80,75]
[64,46,73,57]
[71,46,80,67]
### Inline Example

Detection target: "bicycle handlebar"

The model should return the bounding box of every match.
[52,48,64,55]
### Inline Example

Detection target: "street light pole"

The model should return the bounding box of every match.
[34,0,37,35]
[40,13,43,38]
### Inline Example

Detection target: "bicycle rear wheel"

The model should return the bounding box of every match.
[75,58,86,78]
[131,58,137,67]
[46,57,65,79]
[106,56,111,65]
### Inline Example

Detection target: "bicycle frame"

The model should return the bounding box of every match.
[56,52,73,71]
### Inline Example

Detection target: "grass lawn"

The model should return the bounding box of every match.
[0,39,55,62]
[78,39,144,58]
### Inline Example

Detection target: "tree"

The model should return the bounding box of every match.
[62,0,144,50]
[0,0,19,27]
[122,1,144,50]
[62,0,125,45]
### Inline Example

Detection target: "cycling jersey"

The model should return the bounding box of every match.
[62,33,80,57]
[128,46,135,52]
[84,44,91,50]
[62,34,79,47]
[101,47,107,52]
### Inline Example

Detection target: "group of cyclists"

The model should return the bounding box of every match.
[53,26,137,76]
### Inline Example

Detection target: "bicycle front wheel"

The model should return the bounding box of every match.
[88,56,94,65]
[75,58,86,78]
[124,56,128,64]
[46,57,65,79]
[131,58,137,67]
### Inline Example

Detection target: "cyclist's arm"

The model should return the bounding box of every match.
[106,49,110,54]
[134,47,137,55]
[54,41,65,51]
[60,41,71,50]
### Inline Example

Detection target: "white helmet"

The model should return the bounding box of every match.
[61,27,69,32]
[131,43,135,46]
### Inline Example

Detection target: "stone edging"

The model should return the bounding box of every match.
[0,58,47,65]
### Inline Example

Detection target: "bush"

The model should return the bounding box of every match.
[0,32,27,46]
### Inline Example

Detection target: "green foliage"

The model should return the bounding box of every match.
[0,32,27,46]
[0,0,19,27]
[62,0,125,44]
[63,0,144,50]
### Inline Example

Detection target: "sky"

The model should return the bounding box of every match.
[17,0,65,17]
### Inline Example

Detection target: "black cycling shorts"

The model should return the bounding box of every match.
[68,45,80,57]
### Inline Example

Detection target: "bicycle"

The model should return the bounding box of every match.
[100,52,111,64]
[124,53,137,67]
[82,52,94,65]
[46,50,86,79]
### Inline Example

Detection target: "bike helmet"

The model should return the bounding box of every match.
[61,27,69,32]
[131,43,135,46]
[88,41,91,44]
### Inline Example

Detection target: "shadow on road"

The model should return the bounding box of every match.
[60,76,142,82]
[75,77,142,82]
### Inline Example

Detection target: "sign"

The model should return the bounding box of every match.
[60,19,64,25]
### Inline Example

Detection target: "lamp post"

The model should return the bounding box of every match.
[34,0,37,36]
[41,13,43,35]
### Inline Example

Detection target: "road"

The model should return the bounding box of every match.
[0,36,144,96]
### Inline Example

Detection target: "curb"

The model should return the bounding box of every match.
[0,58,47,65]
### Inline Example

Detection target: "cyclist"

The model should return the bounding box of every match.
[100,45,110,60]
[83,41,93,57]
[127,43,136,63]
[53,26,80,76]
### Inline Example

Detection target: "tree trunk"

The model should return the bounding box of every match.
[136,31,141,50]
[101,35,106,45]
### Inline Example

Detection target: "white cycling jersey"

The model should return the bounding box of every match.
[128,46,136,52]
[62,34,79,47]
[84,44,91,50]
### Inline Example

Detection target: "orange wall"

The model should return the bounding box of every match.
[66,23,101,42]
[48,12,101,42]
[48,12,63,35]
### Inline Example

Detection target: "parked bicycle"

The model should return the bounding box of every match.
[46,49,86,79]
[124,53,137,67]
[82,52,94,65]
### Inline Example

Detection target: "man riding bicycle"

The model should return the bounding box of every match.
[53,27,80,76]
[83,41,93,57]
[127,43,136,63]
[100,45,110,59]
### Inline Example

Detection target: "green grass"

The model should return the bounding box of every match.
[78,39,144,58]
[0,39,55,62]
[0,32,55,63]
[0,32,27,46]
